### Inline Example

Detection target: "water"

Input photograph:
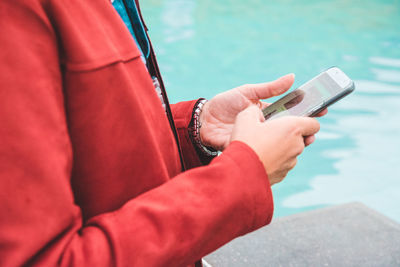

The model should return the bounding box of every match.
[141,0,400,222]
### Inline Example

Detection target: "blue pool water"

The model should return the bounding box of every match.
[141,0,400,222]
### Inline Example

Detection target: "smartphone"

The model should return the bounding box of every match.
[262,67,355,120]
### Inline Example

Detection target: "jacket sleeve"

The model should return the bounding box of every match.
[0,2,274,267]
[171,100,216,169]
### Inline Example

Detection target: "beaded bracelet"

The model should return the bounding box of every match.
[188,99,219,157]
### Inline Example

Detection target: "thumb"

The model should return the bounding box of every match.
[238,73,295,100]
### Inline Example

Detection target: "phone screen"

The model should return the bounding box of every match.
[263,72,346,120]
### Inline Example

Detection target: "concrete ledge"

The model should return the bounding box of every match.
[205,202,400,267]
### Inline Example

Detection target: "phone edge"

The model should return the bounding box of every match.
[308,81,355,117]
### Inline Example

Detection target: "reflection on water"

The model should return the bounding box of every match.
[355,80,400,94]
[370,56,400,68]
[141,0,400,222]
[371,68,400,83]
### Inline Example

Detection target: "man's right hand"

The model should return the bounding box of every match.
[230,105,320,185]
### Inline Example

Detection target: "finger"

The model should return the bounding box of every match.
[294,117,321,136]
[304,135,316,146]
[290,158,298,170]
[238,73,295,100]
[312,108,328,117]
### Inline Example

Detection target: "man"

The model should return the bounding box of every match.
[0,1,323,266]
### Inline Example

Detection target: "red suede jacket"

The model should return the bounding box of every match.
[0,1,273,266]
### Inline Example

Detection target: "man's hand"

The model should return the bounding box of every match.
[200,74,294,151]
[231,106,320,185]
[200,73,326,151]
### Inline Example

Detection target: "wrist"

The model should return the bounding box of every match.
[188,99,218,157]
[198,100,210,143]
